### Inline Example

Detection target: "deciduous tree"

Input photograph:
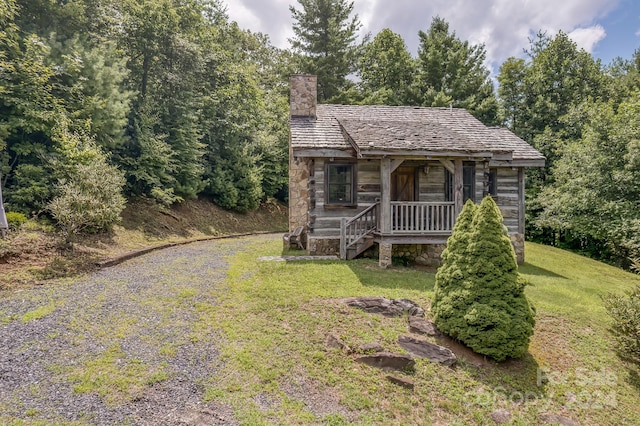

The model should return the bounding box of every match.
[358,28,415,105]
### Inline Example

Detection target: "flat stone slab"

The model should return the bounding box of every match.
[359,342,384,353]
[325,333,350,352]
[355,352,415,371]
[259,255,338,262]
[386,375,415,390]
[408,317,441,336]
[539,413,577,426]
[398,336,457,367]
[345,297,425,317]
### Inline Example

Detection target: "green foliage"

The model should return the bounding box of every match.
[433,197,535,361]
[602,285,640,364]
[290,0,362,101]
[358,28,415,105]
[414,17,498,125]
[1,0,289,216]
[48,123,126,237]
[497,57,527,130]
[5,211,26,230]
[537,93,640,262]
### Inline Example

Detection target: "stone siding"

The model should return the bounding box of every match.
[288,156,310,233]
[307,237,340,256]
[393,244,446,267]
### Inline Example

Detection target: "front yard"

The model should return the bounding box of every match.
[1,235,639,425]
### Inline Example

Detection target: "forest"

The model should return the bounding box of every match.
[1,0,640,267]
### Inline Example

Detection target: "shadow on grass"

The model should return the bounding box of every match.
[440,335,547,403]
[348,258,436,292]
[626,366,640,392]
[466,352,548,403]
[519,262,567,279]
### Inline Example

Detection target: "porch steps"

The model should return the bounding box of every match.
[347,235,375,260]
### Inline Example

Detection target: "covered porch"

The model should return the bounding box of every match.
[340,157,468,265]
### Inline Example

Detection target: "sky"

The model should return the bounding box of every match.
[221,0,640,72]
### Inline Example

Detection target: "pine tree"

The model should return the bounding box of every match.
[415,17,498,125]
[289,0,361,102]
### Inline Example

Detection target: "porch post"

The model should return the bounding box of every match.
[454,159,463,217]
[380,157,391,234]
[379,157,392,268]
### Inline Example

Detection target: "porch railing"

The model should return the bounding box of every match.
[390,201,455,234]
[340,203,378,259]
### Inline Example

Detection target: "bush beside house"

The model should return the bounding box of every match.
[432,197,535,361]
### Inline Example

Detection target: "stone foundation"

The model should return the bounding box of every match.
[305,234,525,266]
[510,233,525,264]
[379,242,393,268]
[393,244,446,267]
[307,237,340,256]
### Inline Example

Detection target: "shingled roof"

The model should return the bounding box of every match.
[290,104,544,163]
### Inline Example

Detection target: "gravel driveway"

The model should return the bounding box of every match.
[0,235,273,425]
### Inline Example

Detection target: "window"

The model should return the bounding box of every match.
[444,162,476,203]
[463,162,475,202]
[445,168,454,202]
[486,168,497,197]
[325,162,356,206]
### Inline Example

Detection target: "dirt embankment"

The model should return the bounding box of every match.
[0,197,288,290]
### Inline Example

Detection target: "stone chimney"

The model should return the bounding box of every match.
[290,74,317,118]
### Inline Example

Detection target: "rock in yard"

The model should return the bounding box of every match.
[386,375,415,390]
[392,298,425,317]
[325,333,350,352]
[539,413,577,426]
[345,297,424,317]
[408,316,440,336]
[490,408,512,424]
[397,336,456,367]
[355,352,415,371]
[359,342,384,353]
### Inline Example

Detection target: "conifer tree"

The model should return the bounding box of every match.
[432,199,477,318]
[289,0,361,102]
[433,197,535,361]
[415,17,498,125]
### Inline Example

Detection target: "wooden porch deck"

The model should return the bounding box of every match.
[340,201,455,259]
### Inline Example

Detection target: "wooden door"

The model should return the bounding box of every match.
[392,167,416,201]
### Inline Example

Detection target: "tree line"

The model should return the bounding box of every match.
[2,0,640,266]
[1,0,291,227]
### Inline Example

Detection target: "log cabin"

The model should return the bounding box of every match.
[288,75,545,267]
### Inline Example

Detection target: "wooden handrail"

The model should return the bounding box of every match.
[340,203,378,259]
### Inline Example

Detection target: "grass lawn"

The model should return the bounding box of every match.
[202,239,640,425]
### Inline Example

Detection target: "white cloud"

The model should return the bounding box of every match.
[568,25,607,52]
[222,0,620,70]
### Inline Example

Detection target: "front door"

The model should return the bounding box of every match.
[392,166,416,201]
[391,166,417,231]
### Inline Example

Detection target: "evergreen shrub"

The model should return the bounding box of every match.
[432,197,535,361]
